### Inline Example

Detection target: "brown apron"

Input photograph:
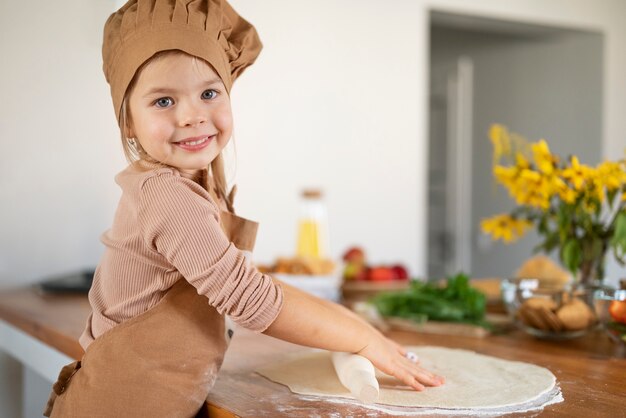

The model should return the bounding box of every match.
[44,193,259,417]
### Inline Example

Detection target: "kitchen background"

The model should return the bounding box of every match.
[2,0,626,416]
[3,0,626,290]
[428,15,603,279]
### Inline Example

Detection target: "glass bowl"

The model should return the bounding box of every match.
[501,277,598,339]
[593,288,626,345]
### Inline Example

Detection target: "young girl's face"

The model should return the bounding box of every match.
[127,52,233,177]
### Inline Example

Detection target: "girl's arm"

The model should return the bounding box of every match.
[263,280,444,391]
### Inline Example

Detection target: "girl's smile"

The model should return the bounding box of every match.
[126,52,233,178]
[173,134,216,151]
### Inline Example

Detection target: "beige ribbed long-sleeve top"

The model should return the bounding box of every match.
[79,161,283,349]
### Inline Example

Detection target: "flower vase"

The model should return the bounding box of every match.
[575,249,607,287]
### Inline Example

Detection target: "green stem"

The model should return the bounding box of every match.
[605,201,625,235]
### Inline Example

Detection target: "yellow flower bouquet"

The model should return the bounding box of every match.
[481,125,626,284]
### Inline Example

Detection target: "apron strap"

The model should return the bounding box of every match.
[43,360,81,417]
[203,170,259,252]
[219,211,258,252]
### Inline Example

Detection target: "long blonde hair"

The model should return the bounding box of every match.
[118,50,234,212]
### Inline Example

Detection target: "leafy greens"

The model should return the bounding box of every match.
[371,273,489,327]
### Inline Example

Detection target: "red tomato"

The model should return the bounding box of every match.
[368,267,395,281]
[609,300,626,324]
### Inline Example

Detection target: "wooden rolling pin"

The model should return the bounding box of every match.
[331,352,379,403]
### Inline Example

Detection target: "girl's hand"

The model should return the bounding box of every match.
[264,279,444,391]
[356,333,445,391]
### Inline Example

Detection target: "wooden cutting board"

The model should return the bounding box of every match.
[385,314,513,338]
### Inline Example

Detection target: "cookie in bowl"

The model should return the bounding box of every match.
[502,277,597,339]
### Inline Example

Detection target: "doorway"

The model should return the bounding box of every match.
[427,11,603,280]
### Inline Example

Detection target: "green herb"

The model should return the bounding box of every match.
[371,273,490,328]
[608,321,626,342]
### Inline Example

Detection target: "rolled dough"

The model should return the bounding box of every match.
[256,346,557,410]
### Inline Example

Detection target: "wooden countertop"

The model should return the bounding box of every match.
[1,286,625,417]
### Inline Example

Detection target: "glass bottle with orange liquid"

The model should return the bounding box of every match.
[296,189,329,259]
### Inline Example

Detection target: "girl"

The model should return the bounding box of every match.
[44,1,443,417]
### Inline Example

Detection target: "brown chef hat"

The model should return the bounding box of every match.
[102,0,262,122]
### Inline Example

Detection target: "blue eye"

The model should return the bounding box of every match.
[201,89,218,100]
[155,97,173,108]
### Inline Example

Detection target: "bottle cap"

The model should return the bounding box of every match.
[301,188,322,199]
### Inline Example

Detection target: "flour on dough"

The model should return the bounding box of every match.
[256,346,557,410]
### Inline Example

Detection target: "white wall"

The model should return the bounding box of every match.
[227,0,427,273]
[0,0,124,288]
[1,0,626,289]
